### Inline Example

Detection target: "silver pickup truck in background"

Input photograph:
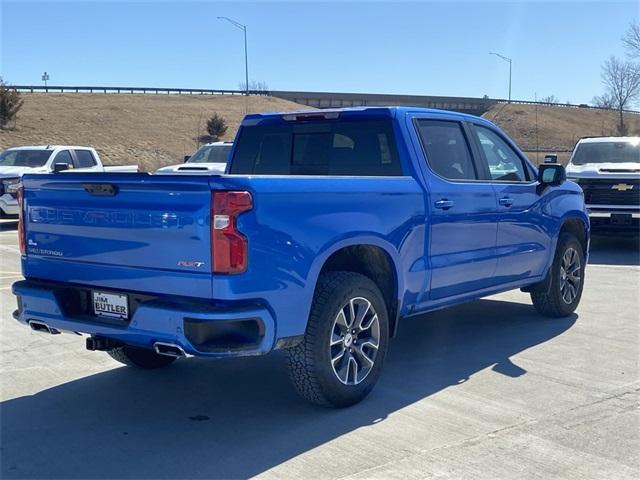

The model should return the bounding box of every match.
[566,137,640,236]
[0,145,138,216]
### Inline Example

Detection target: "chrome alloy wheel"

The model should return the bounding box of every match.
[329,297,381,385]
[560,247,581,304]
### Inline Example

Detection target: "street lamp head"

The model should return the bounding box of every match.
[217,16,246,31]
[489,52,512,63]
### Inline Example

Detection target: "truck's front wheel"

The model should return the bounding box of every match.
[530,232,585,317]
[286,271,389,408]
[107,345,177,369]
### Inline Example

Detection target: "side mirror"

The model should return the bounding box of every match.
[543,154,558,164]
[53,162,71,173]
[183,155,191,163]
[537,163,566,193]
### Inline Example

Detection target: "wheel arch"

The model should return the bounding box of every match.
[559,215,589,258]
[311,238,403,338]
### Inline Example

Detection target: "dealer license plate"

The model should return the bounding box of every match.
[92,291,129,320]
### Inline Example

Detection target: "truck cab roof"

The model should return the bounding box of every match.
[5,145,97,151]
[242,106,491,125]
[576,136,640,145]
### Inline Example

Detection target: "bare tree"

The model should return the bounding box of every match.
[238,80,270,94]
[600,56,640,135]
[539,95,558,105]
[194,111,205,148]
[592,93,615,109]
[623,21,640,59]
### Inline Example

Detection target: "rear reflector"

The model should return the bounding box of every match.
[211,191,252,274]
[17,186,25,255]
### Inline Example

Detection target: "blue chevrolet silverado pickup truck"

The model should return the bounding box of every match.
[12,107,589,407]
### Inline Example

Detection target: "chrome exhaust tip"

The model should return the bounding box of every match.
[153,342,186,358]
[28,320,61,335]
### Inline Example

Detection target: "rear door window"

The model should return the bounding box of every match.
[73,149,98,168]
[415,119,478,180]
[230,118,402,176]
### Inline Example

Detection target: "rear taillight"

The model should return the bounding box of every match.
[211,191,252,274]
[17,186,26,255]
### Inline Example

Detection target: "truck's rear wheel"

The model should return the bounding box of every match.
[107,345,177,369]
[531,232,585,317]
[286,271,389,408]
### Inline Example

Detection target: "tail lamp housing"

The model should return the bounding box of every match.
[211,191,252,274]
[17,186,26,255]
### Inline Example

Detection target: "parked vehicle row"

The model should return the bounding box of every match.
[11,107,589,407]
[0,146,137,216]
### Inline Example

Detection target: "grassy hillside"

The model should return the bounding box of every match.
[483,104,640,164]
[2,94,638,170]
[0,93,307,171]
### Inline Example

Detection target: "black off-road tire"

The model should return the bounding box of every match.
[108,345,177,369]
[286,271,389,408]
[531,232,585,317]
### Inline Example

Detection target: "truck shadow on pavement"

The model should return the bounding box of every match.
[1,299,576,479]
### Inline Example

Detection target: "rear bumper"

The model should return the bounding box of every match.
[11,280,277,358]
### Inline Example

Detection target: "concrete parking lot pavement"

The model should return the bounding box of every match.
[1,219,638,479]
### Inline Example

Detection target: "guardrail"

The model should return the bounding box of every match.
[12,85,267,95]
[493,98,639,114]
[8,85,639,114]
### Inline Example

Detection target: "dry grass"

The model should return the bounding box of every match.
[3,94,638,170]
[0,93,308,171]
[483,103,640,165]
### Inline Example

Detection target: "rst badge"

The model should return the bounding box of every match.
[177,261,205,268]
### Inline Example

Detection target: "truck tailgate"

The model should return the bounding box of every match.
[21,173,213,296]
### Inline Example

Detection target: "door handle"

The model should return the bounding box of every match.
[434,199,454,210]
[499,197,514,207]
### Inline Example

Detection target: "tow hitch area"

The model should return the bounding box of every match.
[86,336,123,351]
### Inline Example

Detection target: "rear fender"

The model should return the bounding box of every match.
[306,235,404,324]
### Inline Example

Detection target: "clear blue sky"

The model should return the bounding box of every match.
[1,1,638,104]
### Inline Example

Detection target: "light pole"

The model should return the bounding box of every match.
[489,52,512,103]
[218,16,249,95]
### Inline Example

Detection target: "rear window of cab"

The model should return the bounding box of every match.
[230,119,402,176]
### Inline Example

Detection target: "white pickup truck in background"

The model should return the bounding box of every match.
[0,145,138,216]
[566,136,639,236]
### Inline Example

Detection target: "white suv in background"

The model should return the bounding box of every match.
[566,137,639,236]
[155,142,232,175]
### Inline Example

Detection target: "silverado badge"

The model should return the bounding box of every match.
[611,183,634,192]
